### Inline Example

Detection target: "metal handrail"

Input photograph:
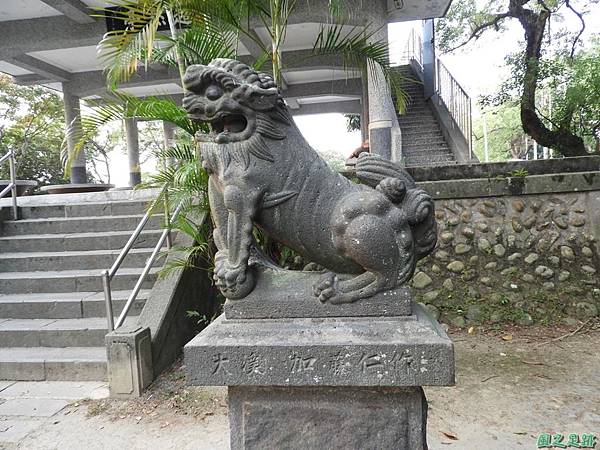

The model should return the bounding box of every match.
[435,58,473,159]
[102,200,183,332]
[0,149,18,220]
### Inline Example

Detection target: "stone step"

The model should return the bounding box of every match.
[404,146,453,156]
[0,247,156,272]
[396,72,421,78]
[398,100,427,107]
[405,156,456,167]
[399,117,438,125]
[0,267,158,294]
[403,137,448,147]
[401,122,442,131]
[403,124,444,132]
[0,229,164,253]
[0,346,107,381]
[399,88,424,95]
[399,97,427,104]
[402,107,431,115]
[398,90,424,99]
[0,316,139,349]
[401,107,431,115]
[406,162,457,168]
[18,200,153,220]
[401,127,444,135]
[405,145,450,155]
[399,82,422,88]
[398,112,437,121]
[0,317,129,347]
[403,141,449,150]
[404,131,447,140]
[0,290,149,319]
[394,90,424,97]
[397,115,438,124]
[1,214,164,236]
[398,87,424,94]
[404,142,452,150]
[404,146,454,155]
[404,154,455,164]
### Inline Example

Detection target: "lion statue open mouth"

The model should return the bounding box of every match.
[183,58,437,304]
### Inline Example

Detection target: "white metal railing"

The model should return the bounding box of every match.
[0,149,19,220]
[435,58,473,158]
[102,199,183,332]
[404,29,473,158]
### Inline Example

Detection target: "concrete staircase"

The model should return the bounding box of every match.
[0,191,162,381]
[395,65,456,167]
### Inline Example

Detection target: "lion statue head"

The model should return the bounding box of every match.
[182,59,294,169]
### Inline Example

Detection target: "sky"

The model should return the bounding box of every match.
[108,113,362,187]
[107,2,600,187]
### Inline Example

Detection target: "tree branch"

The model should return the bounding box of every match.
[447,12,512,53]
[536,0,552,12]
[565,0,585,58]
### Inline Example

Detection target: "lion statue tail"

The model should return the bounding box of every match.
[355,154,437,260]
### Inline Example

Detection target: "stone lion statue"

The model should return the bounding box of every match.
[183,58,437,304]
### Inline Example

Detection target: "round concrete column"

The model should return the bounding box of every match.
[124,118,141,186]
[62,88,87,184]
[361,70,370,143]
[365,1,402,162]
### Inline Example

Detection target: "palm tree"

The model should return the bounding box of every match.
[70,0,406,160]
[96,1,405,97]
[66,0,407,271]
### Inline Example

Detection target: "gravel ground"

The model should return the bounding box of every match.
[13,321,600,450]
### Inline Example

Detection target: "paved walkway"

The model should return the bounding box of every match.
[2,328,598,449]
[0,381,107,448]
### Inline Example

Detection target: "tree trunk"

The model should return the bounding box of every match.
[515,4,588,157]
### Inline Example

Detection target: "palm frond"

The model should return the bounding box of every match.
[94,0,168,87]
[152,24,238,68]
[154,142,197,161]
[177,0,270,55]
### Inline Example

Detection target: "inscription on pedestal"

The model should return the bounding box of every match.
[186,304,455,388]
[202,347,425,386]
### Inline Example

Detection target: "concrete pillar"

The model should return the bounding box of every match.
[360,70,370,143]
[162,121,177,167]
[422,19,436,100]
[62,86,87,184]
[366,1,402,162]
[124,118,141,186]
[105,326,153,398]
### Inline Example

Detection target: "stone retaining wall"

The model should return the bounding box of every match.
[414,171,600,327]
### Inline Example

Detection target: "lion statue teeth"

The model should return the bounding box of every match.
[183,58,437,304]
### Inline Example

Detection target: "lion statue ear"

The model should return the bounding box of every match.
[243,86,280,111]
[236,71,280,111]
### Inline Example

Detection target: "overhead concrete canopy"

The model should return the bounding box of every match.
[0,0,452,114]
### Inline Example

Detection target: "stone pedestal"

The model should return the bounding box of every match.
[185,298,454,449]
[228,386,427,450]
